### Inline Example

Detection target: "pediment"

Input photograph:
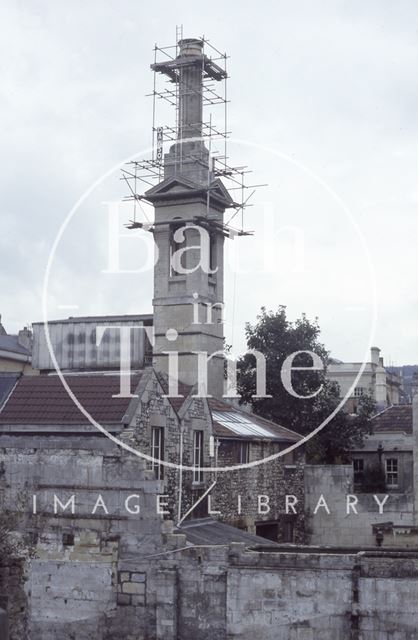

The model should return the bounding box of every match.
[144,175,235,209]
[145,176,202,199]
[208,178,234,206]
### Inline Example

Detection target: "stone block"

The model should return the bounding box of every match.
[122,582,145,595]
[131,573,146,583]
[117,593,131,606]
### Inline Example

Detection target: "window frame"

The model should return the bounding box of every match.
[238,441,250,465]
[170,221,187,276]
[151,426,165,480]
[193,430,204,484]
[385,458,399,488]
[353,458,364,485]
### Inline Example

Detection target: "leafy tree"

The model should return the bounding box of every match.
[237,306,375,463]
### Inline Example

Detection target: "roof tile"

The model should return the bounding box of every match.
[371,404,412,434]
[0,374,142,425]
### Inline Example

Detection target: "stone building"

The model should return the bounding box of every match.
[1,31,418,640]
[304,397,418,548]
[0,35,305,544]
[328,346,402,412]
[351,403,413,493]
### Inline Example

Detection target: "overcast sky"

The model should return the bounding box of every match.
[1,1,418,365]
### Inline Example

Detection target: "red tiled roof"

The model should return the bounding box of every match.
[208,398,301,442]
[371,404,412,434]
[0,374,142,424]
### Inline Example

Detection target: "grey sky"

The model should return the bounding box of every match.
[1,0,418,365]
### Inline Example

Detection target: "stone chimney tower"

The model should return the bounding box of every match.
[144,38,233,397]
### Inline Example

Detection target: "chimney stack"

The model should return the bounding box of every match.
[177,38,204,141]
[370,346,380,366]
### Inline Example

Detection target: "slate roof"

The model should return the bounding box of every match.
[178,517,279,547]
[371,404,412,435]
[208,397,301,443]
[0,335,31,356]
[0,374,20,409]
[0,373,142,425]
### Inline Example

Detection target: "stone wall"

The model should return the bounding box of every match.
[214,444,305,542]
[129,370,306,539]
[0,431,167,639]
[0,557,27,640]
[156,544,418,640]
[305,465,414,546]
[131,370,216,521]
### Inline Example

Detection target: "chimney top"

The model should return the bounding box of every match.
[178,38,204,57]
[370,346,380,366]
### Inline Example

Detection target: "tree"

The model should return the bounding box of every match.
[237,306,375,463]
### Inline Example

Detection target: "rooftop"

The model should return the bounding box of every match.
[371,404,412,435]
[0,373,20,409]
[208,397,301,443]
[32,313,153,326]
[0,334,31,357]
[0,373,142,425]
[179,518,279,547]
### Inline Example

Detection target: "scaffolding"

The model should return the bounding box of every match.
[122,28,264,237]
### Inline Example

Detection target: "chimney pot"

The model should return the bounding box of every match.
[370,346,380,366]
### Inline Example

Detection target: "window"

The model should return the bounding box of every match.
[255,521,279,543]
[354,387,365,397]
[353,458,364,485]
[151,427,164,480]
[238,442,250,464]
[283,517,295,543]
[386,458,398,488]
[193,431,204,484]
[170,222,186,276]
[62,532,74,547]
[209,233,217,273]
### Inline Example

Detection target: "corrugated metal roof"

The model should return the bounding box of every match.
[0,373,142,425]
[32,314,153,326]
